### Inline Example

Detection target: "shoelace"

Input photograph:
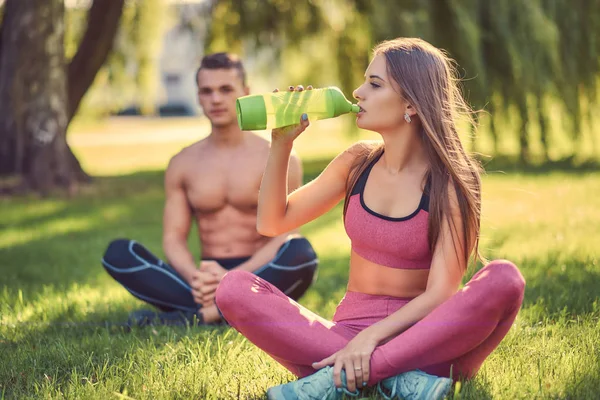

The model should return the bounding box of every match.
[377,381,396,400]
[334,369,360,398]
[340,387,360,398]
[376,373,426,400]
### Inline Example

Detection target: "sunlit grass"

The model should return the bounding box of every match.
[1,120,599,399]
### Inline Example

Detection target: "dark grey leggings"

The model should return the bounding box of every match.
[101,237,319,313]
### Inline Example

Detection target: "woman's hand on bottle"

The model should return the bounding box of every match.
[271,85,313,146]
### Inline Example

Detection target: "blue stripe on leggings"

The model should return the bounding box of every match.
[102,241,192,291]
[253,243,319,275]
[102,258,192,292]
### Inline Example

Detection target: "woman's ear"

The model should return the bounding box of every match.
[405,103,417,117]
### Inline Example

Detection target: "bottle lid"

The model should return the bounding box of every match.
[236,95,267,130]
[350,104,360,113]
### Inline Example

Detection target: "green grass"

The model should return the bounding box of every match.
[1,122,600,399]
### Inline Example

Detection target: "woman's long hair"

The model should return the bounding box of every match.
[344,38,483,270]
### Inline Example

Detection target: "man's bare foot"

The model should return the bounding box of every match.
[199,304,223,324]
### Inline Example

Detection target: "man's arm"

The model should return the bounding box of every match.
[162,156,197,284]
[234,152,304,273]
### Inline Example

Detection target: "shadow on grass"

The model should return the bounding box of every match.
[563,366,600,399]
[0,174,168,305]
[456,233,599,322]
[519,253,600,320]
[0,171,163,228]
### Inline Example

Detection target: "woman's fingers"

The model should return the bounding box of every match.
[312,354,334,370]
[300,113,310,128]
[351,356,363,390]
[344,361,357,392]
[332,359,361,392]
[361,355,370,387]
[332,359,344,389]
[273,88,279,93]
[282,84,313,92]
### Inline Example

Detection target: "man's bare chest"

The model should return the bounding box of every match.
[184,160,264,214]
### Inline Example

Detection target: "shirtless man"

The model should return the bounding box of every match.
[101,53,318,326]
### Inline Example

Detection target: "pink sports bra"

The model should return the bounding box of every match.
[344,152,432,270]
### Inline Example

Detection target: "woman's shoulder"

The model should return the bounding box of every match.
[339,140,382,162]
[347,140,382,153]
[325,140,382,177]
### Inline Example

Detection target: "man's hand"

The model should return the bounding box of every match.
[199,260,228,279]
[191,261,228,307]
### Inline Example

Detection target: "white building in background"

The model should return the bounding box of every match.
[155,1,210,116]
[56,0,209,116]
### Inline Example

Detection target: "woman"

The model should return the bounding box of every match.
[215,38,525,400]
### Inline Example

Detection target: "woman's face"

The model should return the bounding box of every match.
[353,54,407,132]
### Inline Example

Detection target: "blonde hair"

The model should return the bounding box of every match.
[344,38,483,270]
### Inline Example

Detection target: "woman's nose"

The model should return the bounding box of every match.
[353,87,362,100]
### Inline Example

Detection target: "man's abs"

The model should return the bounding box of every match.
[196,205,269,259]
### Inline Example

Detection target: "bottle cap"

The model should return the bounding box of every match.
[350,104,360,113]
[236,95,267,130]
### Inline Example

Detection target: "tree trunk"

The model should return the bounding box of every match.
[63,0,125,183]
[517,96,530,164]
[68,0,125,121]
[536,93,550,162]
[0,0,70,195]
[0,0,124,194]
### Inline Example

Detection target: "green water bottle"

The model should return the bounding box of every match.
[236,86,360,130]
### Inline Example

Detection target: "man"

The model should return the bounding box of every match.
[101,53,318,326]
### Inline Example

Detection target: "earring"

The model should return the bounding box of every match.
[404,113,412,123]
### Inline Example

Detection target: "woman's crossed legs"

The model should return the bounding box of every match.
[215,260,525,385]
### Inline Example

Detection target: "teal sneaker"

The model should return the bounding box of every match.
[377,369,452,400]
[266,366,360,400]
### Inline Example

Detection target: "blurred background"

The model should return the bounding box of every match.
[0,0,598,193]
[1,1,600,399]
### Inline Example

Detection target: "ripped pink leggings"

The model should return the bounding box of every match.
[215,260,525,384]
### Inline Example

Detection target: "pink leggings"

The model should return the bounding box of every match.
[215,260,525,385]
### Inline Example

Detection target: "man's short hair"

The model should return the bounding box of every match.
[196,52,246,87]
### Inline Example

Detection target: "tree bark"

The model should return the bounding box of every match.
[517,96,530,164]
[63,0,125,183]
[0,0,70,194]
[0,0,124,194]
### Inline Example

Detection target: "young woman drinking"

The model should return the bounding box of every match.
[215,37,525,400]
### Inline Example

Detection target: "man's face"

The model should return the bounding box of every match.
[197,68,249,128]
